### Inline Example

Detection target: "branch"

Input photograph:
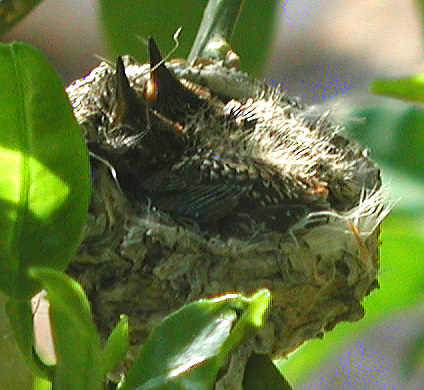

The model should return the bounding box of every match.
[187,0,244,63]
[0,0,44,36]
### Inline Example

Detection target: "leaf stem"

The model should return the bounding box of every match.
[187,0,244,63]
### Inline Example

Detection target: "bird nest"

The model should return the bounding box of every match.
[66,39,390,386]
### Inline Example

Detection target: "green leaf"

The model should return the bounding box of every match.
[370,74,424,103]
[34,376,52,390]
[102,314,129,377]
[5,300,33,369]
[0,42,90,299]
[98,0,278,75]
[5,298,54,380]
[243,353,293,390]
[29,267,103,390]
[218,289,271,357]
[123,295,237,390]
[122,290,271,390]
[0,0,44,36]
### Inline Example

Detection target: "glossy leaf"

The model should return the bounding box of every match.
[122,295,237,390]
[98,0,278,76]
[122,290,271,390]
[102,314,129,377]
[34,376,52,390]
[0,42,90,299]
[243,353,293,390]
[370,74,424,104]
[0,0,44,36]
[29,267,103,390]
[218,289,271,357]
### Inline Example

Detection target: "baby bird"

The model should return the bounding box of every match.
[68,37,379,235]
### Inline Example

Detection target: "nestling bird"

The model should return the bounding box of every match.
[66,36,388,385]
[70,37,378,237]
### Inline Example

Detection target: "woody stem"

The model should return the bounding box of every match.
[0,0,44,35]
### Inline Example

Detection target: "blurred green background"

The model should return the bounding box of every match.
[1,0,423,389]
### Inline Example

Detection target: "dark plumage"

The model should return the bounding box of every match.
[66,36,388,384]
[67,37,379,235]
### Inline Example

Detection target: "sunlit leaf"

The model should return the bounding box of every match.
[102,314,129,377]
[370,74,424,104]
[122,290,271,390]
[0,42,90,299]
[33,376,52,390]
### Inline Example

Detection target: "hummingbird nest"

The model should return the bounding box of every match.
[66,38,390,385]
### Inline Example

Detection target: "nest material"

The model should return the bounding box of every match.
[66,53,390,386]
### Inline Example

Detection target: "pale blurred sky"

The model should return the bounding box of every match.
[268,0,422,102]
[2,0,422,103]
